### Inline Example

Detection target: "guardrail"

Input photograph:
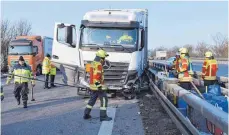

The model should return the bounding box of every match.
[149,60,229,95]
[147,68,228,134]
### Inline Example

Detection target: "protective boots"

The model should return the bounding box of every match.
[23,101,27,108]
[83,108,92,119]
[100,110,112,121]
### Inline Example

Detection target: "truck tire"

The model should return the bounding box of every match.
[36,65,42,76]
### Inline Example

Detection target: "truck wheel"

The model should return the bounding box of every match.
[36,66,42,76]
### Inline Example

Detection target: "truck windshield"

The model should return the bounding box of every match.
[81,27,137,47]
[8,45,32,55]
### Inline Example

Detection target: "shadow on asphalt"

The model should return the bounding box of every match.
[2,96,82,114]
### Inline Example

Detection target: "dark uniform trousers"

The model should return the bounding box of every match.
[14,82,29,102]
[84,91,108,117]
[44,74,50,88]
[50,75,55,87]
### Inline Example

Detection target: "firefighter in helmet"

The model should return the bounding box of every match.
[83,49,112,121]
[177,48,193,90]
[202,51,218,92]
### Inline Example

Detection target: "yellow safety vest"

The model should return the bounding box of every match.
[117,35,133,44]
[7,64,34,84]
[50,66,56,75]
[42,57,51,74]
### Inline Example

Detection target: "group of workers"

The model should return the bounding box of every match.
[172,47,218,92]
[2,46,218,121]
[3,50,112,121]
[4,54,56,108]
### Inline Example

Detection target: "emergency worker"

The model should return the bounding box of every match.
[177,48,193,90]
[50,64,56,87]
[1,85,4,101]
[83,49,112,121]
[117,32,133,44]
[6,56,35,108]
[42,54,51,89]
[202,51,218,92]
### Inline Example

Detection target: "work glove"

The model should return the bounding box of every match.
[201,75,205,80]
[98,86,103,91]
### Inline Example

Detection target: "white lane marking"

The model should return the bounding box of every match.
[98,107,116,135]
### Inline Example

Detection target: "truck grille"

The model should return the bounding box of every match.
[84,61,129,86]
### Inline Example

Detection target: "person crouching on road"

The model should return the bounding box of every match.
[177,48,193,90]
[202,51,218,92]
[42,54,51,89]
[84,49,112,121]
[50,64,56,87]
[6,56,35,108]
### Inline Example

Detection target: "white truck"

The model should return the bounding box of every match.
[156,51,167,60]
[51,9,149,99]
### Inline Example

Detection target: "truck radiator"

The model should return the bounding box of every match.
[84,61,129,86]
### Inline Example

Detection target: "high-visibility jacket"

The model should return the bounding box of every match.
[178,56,192,82]
[117,35,133,43]
[7,63,35,84]
[42,57,51,74]
[202,59,218,80]
[50,65,56,75]
[89,59,107,91]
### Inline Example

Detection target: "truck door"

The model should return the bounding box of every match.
[51,22,81,85]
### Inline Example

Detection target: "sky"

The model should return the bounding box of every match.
[1,1,228,50]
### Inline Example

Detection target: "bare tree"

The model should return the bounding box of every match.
[1,19,32,71]
[195,42,209,57]
[211,33,228,57]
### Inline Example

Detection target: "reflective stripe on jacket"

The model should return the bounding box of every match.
[50,65,56,75]
[178,56,192,82]
[7,64,34,83]
[42,57,51,74]
[202,59,218,80]
[89,59,107,91]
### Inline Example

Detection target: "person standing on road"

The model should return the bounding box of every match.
[6,56,35,108]
[1,85,4,101]
[42,54,51,89]
[202,51,218,92]
[83,49,112,121]
[50,64,56,87]
[177,48,193,90]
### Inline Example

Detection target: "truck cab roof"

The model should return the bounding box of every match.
[82,9,147,27]
[16,36,41,41]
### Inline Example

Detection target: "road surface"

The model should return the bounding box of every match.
[1,74,145,135]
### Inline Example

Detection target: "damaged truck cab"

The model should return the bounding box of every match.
[51,9,149,98]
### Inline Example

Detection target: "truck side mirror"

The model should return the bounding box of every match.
[139,30,144,51]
